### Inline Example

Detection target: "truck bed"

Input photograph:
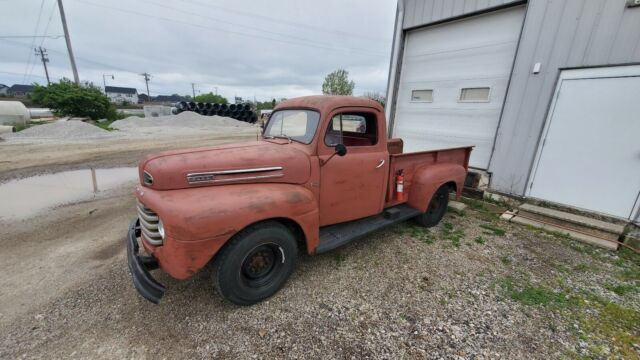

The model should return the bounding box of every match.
[385,146,472,206]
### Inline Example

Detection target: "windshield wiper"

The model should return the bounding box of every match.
[264,134,292,143]
[273,134,291,142]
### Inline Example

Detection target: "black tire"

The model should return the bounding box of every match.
[212,221,297,305]
[415,185,450,227]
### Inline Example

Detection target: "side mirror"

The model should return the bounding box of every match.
[335,143,347,156]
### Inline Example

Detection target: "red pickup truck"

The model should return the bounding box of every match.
[127,96,472,305]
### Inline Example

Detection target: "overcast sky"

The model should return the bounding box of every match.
[0,0,397,101]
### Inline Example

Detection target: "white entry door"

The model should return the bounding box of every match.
[528,66,640,219]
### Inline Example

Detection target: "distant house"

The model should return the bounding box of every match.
[138,93,150,103]
[0,84,8,95]
[105,86,138,104]
[8,84,34,96]
[153,94,187,104]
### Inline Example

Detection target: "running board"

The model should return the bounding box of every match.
[316,204,421,254]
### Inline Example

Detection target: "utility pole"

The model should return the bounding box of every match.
[102,74,114,92]
[191,83,196,98]
[140,72,151,98]
[35,47,51,85]
[57,0,79,84]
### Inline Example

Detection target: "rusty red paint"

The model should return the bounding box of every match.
[135,95,472,280]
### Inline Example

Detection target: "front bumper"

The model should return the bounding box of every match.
[126,218,165,304]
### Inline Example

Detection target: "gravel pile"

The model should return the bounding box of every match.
[110,111,253,131]
[6,121,109,140]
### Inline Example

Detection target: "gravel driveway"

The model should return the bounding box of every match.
[1,189,638,359]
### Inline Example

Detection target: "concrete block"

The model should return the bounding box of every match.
[510,215,618,250]
[143,105,172,118]
[519,203,625,235]
[448,201,467,214]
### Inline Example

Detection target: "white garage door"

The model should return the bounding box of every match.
[528,66,640,220]
[393,6,525,169]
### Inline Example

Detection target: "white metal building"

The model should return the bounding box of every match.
[105,86,139,104]
[386,0,640,223]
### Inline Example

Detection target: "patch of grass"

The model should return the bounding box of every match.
[401,224,435,244]
[498,276,515,292]
[441,222,464,247]
[459,198,499,221]
[576,295,640,359]
[574,263,598,272]
[479,223,506,236]
[12,121,43,132]
[510,286,567,306]
[474,236,485,244]
[93,119,116,131]
[604,283,638,296]
[499,255,512,265]
[498,276,567,306]
[334,253,346,266]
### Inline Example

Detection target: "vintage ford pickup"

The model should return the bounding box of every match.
[127,96,472,305]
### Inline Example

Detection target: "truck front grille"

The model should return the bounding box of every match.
[137,200,163,245]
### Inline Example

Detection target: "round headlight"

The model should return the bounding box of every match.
[158,219,165,239]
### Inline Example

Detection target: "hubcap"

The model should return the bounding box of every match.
[242,245,278,282]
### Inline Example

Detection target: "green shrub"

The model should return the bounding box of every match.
[31,79,117,120]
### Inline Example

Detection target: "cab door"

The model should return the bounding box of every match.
[318,108,389,226]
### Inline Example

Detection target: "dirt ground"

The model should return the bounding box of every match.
[0,135,638,359]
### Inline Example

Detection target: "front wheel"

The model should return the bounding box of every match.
[415,185,450,227]
[212,221,297,305]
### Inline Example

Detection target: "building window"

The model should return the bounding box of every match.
[411,89,433,102]
[459,87,490,102]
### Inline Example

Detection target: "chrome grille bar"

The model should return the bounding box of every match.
[136,200,163,245]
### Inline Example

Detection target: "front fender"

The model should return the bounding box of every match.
[407,163,466,212]
[137,183,319,279]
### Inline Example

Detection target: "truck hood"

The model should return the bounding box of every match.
[139,141,311,190]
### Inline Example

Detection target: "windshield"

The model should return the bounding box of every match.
[263,109,320,144]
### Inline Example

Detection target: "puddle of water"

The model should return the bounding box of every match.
[0,167,137,221]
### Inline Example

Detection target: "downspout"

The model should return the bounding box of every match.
[385,0,404,138]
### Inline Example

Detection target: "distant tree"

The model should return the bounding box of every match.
[255,100,277,111]
[194,92,228,104]
[31,79,116,120]
[322,69,355,95]
[363,91,386,108]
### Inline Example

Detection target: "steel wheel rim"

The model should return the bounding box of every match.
[240,243,283,288]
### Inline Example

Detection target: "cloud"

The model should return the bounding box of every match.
[0,0,396,101]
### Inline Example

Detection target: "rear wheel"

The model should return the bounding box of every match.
[415,185,450,227]
[212,221,297,305]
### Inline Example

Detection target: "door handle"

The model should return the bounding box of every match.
[376,159,385,168]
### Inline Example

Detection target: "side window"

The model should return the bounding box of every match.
[324,112,378,147]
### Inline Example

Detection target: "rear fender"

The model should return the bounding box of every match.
[407,163,466,212]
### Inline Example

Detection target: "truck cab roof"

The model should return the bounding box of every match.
[276,95,384,113]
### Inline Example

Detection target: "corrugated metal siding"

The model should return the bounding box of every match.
[488,0,640,196]
[402,0,521,29]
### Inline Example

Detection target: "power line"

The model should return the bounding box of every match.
[22,0,46,84]
[141,0,338,49]
[182,0,392,43]
[27,0,60,82]
[0,35,62,39]
[73,0,387,58]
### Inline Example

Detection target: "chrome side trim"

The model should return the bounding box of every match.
[186,166,284,184]
[187,166,283,178]
[211,174,284,183]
